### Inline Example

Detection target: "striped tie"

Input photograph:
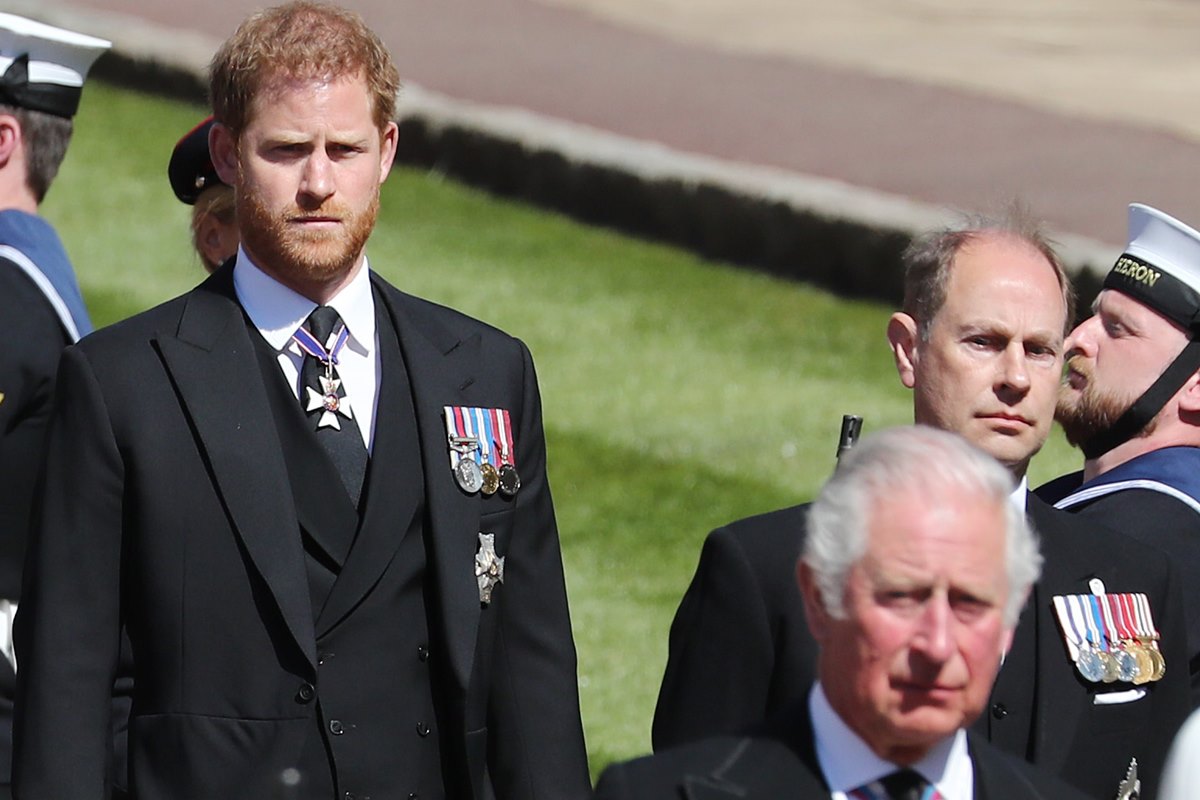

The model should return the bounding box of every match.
[847,769,943,800]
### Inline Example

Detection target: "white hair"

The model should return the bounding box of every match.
[802,425,1041,626]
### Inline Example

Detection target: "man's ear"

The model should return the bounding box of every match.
[0,114,20,168]
[797,559,832,643]
[887,312,920,390]
[1176,368,1200,415]
[377,120,398,182]
[209,122,238,187]
[196,214,229,273]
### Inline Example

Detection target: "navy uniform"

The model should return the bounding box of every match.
[1040,203,1200,705]
[0,13,109,797]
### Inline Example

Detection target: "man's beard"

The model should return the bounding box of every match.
[237,182,379,286]
[1056,356,1152,447]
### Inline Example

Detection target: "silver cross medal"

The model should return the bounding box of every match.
[475,532,505,605]
[1116,758,1140,800]
[306,363,354,431]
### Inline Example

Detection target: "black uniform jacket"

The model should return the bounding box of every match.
[653,495,1190,799]
[602,698,1091,800]
[11,265,591,799]
[1040,469,1200,701]
[0,260,72,786]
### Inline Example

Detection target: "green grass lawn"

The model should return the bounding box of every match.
[44,82,1084,776]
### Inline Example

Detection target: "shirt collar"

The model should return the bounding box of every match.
[1010,476,1028,512]
[232,245,376,354]
[810,683,970,800]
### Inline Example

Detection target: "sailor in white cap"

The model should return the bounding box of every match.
[1040,202,1200,703]
[0,12,108,799]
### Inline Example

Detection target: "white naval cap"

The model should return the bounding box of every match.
[1105,203,1200,331]
[0,13,111,119]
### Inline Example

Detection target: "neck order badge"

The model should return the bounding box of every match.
[293,306,368,505]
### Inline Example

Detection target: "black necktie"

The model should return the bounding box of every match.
[298,305,368,506]
[878,769,938,800]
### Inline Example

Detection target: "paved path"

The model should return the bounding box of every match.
[31,0,1200,247]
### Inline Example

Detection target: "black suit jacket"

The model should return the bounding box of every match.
[11,266,590,799]
[653,494,1190,799]
[605,698,1090,799]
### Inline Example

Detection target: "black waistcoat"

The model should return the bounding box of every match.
[248,293,444,800]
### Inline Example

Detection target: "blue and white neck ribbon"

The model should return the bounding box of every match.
[292,323,350,368]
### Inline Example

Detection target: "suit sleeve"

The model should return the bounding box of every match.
[652,525,775,750]
[13,344,125,798]
[485,341,591,799]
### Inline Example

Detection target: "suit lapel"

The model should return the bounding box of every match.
[373,276,482,692]
[156,269,317,671]
[685,699,830,798]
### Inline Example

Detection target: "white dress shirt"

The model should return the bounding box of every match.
[233,247,380,450]
[1011,476,1028,512]
[810,683,974,800]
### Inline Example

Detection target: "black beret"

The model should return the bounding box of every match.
[168,117,226,205]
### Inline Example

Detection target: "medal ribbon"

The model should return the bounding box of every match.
[1107,594,1134,643]
[1088,595,1114,653]
[460,408,483,467]
[490,408,510,467]
[1133,593,1160,640]
[1053,596,1083,661]
[1097,594,1123,651]
[1067,595,1097,652]
[501,409,517,468]
[1071,595,1102,652]
[443,407,463,470]
[475,407,495,469]
[1122,593,1146,642]
[292,323,350,368]
[444,406,483,469]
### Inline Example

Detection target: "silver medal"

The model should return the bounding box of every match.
[454,458,484,493]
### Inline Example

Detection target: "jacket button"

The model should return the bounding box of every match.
[416,722,431,737]
[296,683,315,703]
[329,719,345,735]
[417,645,430,662]
[991,703,1008,719]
